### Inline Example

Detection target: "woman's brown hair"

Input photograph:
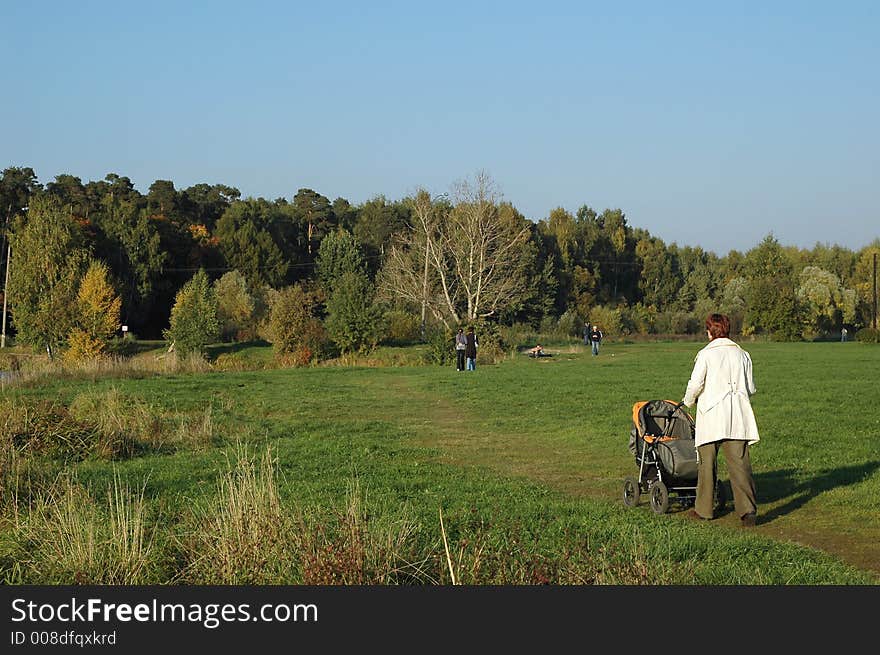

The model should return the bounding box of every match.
[706,313,730,339]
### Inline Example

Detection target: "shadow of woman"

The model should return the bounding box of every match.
[751,460,880,524]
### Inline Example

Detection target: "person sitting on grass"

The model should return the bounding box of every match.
[527,344,544,357]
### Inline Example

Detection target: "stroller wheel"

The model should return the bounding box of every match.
[714,480,727,513]
[623,477,640,508]
[650,481,669,515]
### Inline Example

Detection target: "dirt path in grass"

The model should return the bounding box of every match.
[387,375,880,579]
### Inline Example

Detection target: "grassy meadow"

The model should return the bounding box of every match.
[1,339,878,584]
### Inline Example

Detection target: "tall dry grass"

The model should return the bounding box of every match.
[175,445,427,584]
[11,471,156,584]
[5,351,214,388]
[175,444,295,584]
[2,389,216,463]
[295,479,425,584]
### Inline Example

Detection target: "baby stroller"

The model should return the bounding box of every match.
[623,400,727,515]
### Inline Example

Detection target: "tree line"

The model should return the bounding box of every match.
[1,165,878,361]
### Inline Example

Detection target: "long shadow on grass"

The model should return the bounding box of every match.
[753,460,880,524]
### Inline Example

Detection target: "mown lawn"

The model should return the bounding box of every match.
[2,340,878,584]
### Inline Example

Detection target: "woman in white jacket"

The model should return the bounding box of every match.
[682,314,759,526]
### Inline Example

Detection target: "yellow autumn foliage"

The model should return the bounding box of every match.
[77,261,121,342]
[63,328,106,363]
[64,260,122,362]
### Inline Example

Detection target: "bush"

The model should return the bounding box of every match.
[556,310,581,338]
[538,314,558,335]
[423,327,454,365]
[63,328,105,364]
[586,305,622,339]
[620,304,655,335]
[384,310,422,344]
[214,270,258,342]
[466,319,509,365]
[0,351,21,372]
[855,327,880,343]
[266,284,330,365]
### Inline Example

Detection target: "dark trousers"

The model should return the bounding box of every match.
[456,350,465,371]
[696,439,757,519]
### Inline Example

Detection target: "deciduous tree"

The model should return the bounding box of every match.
[163,269,219,355]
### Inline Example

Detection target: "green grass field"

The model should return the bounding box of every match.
[2,340,878,584]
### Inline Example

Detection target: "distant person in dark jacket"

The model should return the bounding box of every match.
[583,322,591,346]
[465,326,478,371]
[454,328,467,371]
[589,325,603,356]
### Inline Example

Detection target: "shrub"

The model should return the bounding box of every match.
[423,327,454,365]
[466,319,508,365]
[266,284,329,364]
[384,309,421,344]
[63,328,105,364]
[0,351,21,372]
[621,303,655,335]
[214,270,257,342]
[587,305,622,339]
[556,309,581,337]
[855,327,880,343]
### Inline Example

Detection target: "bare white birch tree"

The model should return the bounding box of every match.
[378,188,457,330]
[378,172,532,328]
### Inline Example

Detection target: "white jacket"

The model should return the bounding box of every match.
[682,338,760,447]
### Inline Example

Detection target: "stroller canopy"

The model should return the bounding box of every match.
[629,400,697,481]
[631,400,694,445]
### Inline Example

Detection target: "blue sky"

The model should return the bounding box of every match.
[2,1,878,255]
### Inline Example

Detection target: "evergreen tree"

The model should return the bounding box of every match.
[325,271,384,353]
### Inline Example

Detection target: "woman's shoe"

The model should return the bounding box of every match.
[685,509,710,521]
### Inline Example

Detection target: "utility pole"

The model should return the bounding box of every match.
[1,244,9,348]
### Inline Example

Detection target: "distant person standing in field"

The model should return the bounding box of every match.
[465,326,478,371]
[589,325,603,356]
[455,328,467,371]
[841,327,848,342]
[583,322,591,346]
[682,313,760,527]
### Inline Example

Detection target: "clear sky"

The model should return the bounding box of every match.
[2,1,878,255]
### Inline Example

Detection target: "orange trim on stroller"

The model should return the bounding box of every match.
[643,434,678,444]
